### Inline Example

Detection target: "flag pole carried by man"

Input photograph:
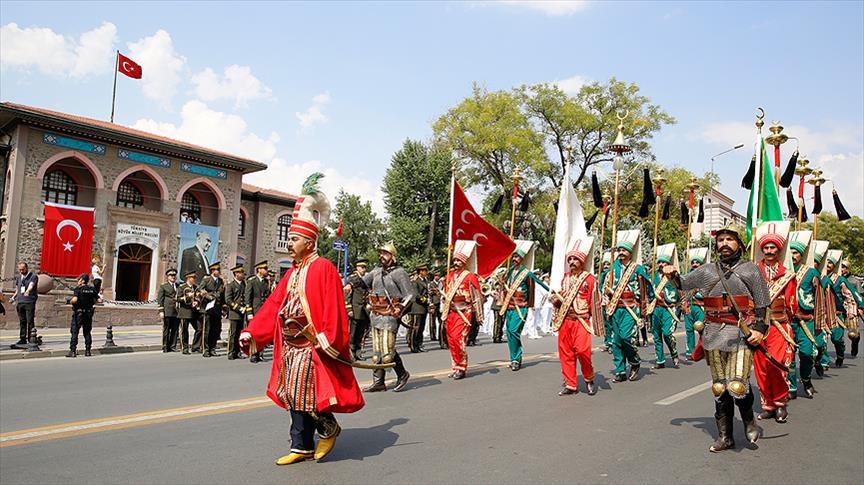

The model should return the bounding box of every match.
[111,51,142,123]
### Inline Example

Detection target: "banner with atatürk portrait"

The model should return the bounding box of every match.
[178,222,220,282]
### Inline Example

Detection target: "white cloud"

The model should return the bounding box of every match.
[553,74,590,95]
[698,120,864,216]
[295,91,330,130]
[127,30,185,108]
[191,65,273,109]
[132,100,279,162]
[484,1,589,16]
[0,22,117,77]
[244,158,386,216]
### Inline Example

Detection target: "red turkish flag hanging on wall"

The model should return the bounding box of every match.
[449,178,516,278]
[40,202,95,277]
[117,52,142,79]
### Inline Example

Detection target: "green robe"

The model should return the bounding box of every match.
[503,265,548,363]
[600,260,655,375]
[651,271,680,364]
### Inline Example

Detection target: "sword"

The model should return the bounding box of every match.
[296,321,396,370]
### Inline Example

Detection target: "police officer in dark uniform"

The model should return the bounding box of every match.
[157,268,180,352]
[345,259,370,360]
[408,263,431,352]
[245,260,271,363]
[66,273,98,357]
[177,271,202,354]
[225,264,246,360]
[200,262,225,357]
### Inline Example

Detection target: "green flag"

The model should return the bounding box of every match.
[746,136,784,239]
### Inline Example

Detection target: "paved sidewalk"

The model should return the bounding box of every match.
[0,325,178,360]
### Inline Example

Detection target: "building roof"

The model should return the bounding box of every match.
[241,183,297,206]
[0,102,267,174]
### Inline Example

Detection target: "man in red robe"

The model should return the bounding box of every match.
[551,237,601,396]
[441,240,483,380]
[753,223,797,424]
[240,174,363,465]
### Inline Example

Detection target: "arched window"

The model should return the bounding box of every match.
[238,210,246,238]
[116,181,144,209]
[277,214,292,241]
[42,170,77,205]
[181,192,201,223]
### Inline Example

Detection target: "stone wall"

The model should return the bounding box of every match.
[2,295,161,329]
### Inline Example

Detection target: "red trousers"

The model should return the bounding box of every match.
[446,310,471,371]
[558,318,595,390]
[753,322,793,410]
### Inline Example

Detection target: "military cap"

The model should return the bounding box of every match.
[267,270,276,277]
[355,258,369,267]
[254,260,268,270]
[230,264,244,273]
[415,263,429,271]
[184,270,197,279]
[165,268,178,276]
[209,262,221,271]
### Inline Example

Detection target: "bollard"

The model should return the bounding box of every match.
[103,325,117,348]
[26,326,41,352]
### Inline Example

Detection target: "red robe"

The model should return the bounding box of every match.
[444,269,482,371]
[754,261,797,409]
[557,272,597,389]
[243,254,364,414]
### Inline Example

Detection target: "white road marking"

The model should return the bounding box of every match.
[654,381,712,405]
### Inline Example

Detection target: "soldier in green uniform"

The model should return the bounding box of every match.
[824,251,864,367]
[839,260,863,357]
[407,263,431,353]
[600,230,654,382]
[177,271,202,355]
[345,259,370,360]
[224,264,246,360]
[245,260,271,363]
[650,244,680,369]
[681,250,707,361]
[786,232,821,398]
[200,262,225,357]
[157,268,180,352]
[501,241,548,371]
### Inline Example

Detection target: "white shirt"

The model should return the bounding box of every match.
[91,264,102,281]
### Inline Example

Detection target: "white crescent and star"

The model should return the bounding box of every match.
[56,219,82,251]
[122,61,135,72]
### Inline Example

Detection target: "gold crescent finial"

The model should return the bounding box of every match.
[616,110,630,122]
[756,107,765,120]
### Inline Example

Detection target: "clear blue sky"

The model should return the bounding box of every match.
[2,1,862,216]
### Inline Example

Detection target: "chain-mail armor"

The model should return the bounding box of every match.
[362,265,415,332]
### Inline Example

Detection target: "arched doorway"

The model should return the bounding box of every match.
[115,243,153,301]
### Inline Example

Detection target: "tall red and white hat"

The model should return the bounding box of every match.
[453,240,478,273]
[754,221,792,270]
[289,173,331,244]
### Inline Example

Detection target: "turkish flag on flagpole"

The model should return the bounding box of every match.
[117,52,142,79]
[449,179,516,278]
[40,202,95,277]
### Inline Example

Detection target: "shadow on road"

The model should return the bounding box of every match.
[320,417,410,462]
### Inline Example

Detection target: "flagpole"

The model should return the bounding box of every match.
[795,155,811,231]
[598,189,609,275]
[444,162,456,294]
[609,113,632,258]
[752,110,765,261]
[685,178,700,273]
[651,169,665,277]
[110,50,119,123]
[504,166,521,275]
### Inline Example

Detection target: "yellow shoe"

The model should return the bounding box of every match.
[314,426,341,460]
[275,452,313,465]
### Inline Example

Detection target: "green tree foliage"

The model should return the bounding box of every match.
[802,214,864,274]
[319,190,385,269]
[382,139,452,269]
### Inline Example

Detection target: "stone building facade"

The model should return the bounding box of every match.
[0,102,296,328]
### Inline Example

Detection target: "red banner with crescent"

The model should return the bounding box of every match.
[40,202,95,277]
[449,179,515,278]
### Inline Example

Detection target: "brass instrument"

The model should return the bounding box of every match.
[179,286,204,310]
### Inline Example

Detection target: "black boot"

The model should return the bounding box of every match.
[835,357,844,368]
[802,379,815,398]
[628,365,640,381]
[392,371,410,392]
[814,362,824,377]
[66,348,77,358]
[709,396,735,452]
[851,338,859,358]
[84,348,92,357]
[736,390,761,444]
[363,369,387,392]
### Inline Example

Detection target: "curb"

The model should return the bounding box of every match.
[0,342,229,361]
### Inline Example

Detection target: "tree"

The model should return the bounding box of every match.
[319,190,385,269]
[802,214,864,274]
[382,139,452,268]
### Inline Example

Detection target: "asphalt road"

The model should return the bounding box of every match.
[1,334,862,484]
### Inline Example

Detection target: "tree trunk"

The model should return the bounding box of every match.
[426,199,438,255]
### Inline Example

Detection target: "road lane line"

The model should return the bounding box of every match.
[0,353,558,447]
[654,381,712,405]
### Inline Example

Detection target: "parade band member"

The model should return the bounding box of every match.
[66,274,97,358]
[355,242,413,393]
[823,251,863,367]
[753,222,797,423]
[680,249,707,361]
[245,260,271,363]
[177,271,202,354]
[200,262,225,358]
[551,237,601,396]
[225,265,246,360]
[601,252,613,353]
[838,260,864,357]
[489,269,506,343]
[601,230,654,382]
[663,224,768,452]
[345,259,370,360]
[157,269,180,352]
[788,232,821,398]
[407,263,431,353]
[442,240,483,379]
[240,176,364,465]
[500,241,548,371]
[429,272,441,343]
[649,244,681,369]
[812,241,833,375]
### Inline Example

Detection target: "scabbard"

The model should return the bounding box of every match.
[794,320,818,345]
[771,321,799,349]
